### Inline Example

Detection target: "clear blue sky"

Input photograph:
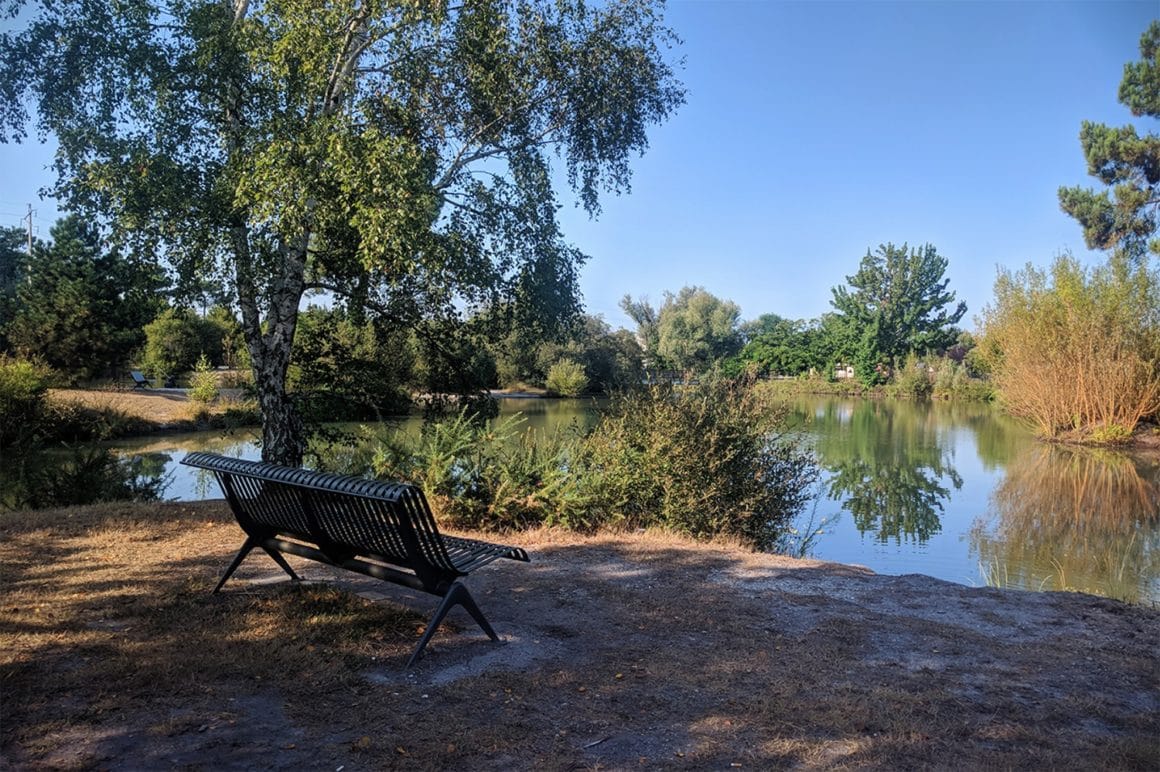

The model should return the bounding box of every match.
[1,0,1156,332]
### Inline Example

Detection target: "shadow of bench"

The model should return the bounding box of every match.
[180,452,530,667]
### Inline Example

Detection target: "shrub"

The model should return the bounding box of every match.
[0,356,52,447]
[142,307,226,380]
[892,354,933,399]
[545,359,588,397]
[577,378,819,550]
[187,354,220,404]
[358,378,820,551]
[980,254,1160,439]
[368,410,585,530]
[1,447,168,510]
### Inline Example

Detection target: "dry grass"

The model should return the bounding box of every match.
[3,501,1158,770]
[49,388,252,427]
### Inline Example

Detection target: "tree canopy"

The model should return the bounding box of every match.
[622,286,741,373]
[830,243,966,386]
[2,216,166,381]
[1,0,684,463]
[1058,21,1160,263]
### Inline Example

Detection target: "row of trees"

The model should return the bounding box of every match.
[616,242,970,388]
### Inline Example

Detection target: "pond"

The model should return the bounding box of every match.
[787,398,1159,605]
[18,396,1159,603]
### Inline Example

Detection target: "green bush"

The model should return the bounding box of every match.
[142,307,227,380]
[368,410,585,530]
[356,378,820,551]
[577,379,819,549]
[1090,423,1133,444]
[891,354,933,399]
[187,354,220,404]
[0,356,52,447]
[545,359,588,397]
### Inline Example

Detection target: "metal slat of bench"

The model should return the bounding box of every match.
[180,451,530,667]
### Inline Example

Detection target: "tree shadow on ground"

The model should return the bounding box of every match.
[2,503,1158,770]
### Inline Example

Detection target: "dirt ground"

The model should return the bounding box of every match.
[2,500,1157,770]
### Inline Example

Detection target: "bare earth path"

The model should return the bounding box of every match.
[2,501,1157,769]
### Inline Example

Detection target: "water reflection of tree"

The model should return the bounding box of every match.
[813,400,962,544]
[972,446,1160,603]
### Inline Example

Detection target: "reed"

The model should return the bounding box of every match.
[980,255,1160,441]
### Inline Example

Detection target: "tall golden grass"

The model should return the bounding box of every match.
[980,255,1160,440]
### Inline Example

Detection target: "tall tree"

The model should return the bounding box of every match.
[1058,21,1160,264]
[620,293,661,363]
[1,0,684,464]
[4,216,167,381]
[0,226,29,351]
[654,286,741,373]
[830,243,966,386]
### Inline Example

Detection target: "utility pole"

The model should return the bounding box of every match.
[23,204,34,253]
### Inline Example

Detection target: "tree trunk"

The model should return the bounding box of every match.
[233,226,308,467]
[253,342,305,467]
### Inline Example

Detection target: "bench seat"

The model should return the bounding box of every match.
[181,451,530,666]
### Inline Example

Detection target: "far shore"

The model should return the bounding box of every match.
[46,386,1160,451]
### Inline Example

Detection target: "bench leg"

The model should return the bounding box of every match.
[213,537,301,593]
[406,581,499,668]
[260,546,303,584]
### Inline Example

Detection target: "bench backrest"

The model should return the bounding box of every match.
[130,370,148,383]
[181,452,461,579]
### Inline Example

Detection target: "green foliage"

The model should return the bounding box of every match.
[619,294,662,362]
[623,286,742,373]
[205,305,249,370]
[291,306,413,422]
[830,243,966,387]
[579,379,819,550]
[142,308,227,380]
[412,322,499,404]
[0,356,51,448]
[491,313,643,392]
[1,0,684,465]
[3,216,166,382]
[980,253,1160,439]
[187,354,220,404]
[356,380,820,550]
[891,354,933,399]
[0,226,28,350]
[1058,21,1160,263]
[733,315,836,377]
[368,411,586,531]
[1089,424,1133,445]
[545,360,588,397]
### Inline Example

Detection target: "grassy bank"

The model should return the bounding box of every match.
[756,376,995,402]
[44,388,260,439]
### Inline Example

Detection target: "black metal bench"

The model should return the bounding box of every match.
[130,370,152,389]
[180,452,530,667]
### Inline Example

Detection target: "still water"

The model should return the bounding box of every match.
[93,396,1160,603]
